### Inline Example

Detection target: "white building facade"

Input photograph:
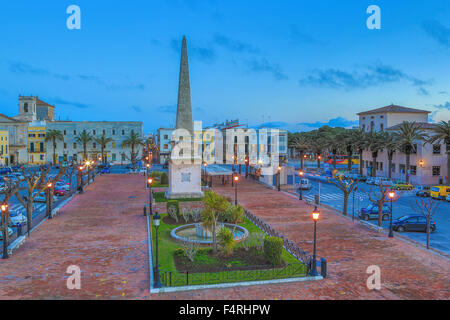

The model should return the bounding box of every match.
[358,105,447,185]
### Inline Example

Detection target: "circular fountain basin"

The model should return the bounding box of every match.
[171,223,249,245]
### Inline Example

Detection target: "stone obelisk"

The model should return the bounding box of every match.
[166,36,203,199]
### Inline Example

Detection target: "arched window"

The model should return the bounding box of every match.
[24,103,29,113]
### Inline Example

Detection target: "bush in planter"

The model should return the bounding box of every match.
[160,172,169,185]
[264,236,283,265]
[167,200,180,222]
[217,227,235,256]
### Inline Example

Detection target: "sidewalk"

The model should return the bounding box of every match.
[0,175,150,299]
[154,176,450,300]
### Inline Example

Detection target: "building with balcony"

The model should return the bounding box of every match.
[28,121,47,165]
[0,130,9,166]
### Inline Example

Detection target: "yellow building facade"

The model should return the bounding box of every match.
[0,131,9,166]
[28,125,47,165]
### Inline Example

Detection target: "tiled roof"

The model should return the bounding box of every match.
[387,122,438,131]
[357,104,431,116]
[36,97,55,108]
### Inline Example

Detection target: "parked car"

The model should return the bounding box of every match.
[446,194,450,202]
[366,177,376,185]
[355,175,368,182]
[392,182,414,191]
[393,215,436,233]
[0,167,13,175]
[359,204,390,221]
[415,185,430,192]
[9,211,27,226]
[34,192,57,203]
[12,172,24,180]
[0,227,13,239]
[430,185,450,200]
[55,182,70,191]
[101,167,111,174]
[298,178,312,190]
[54,188,67,196]
[5,175,18,183]
[416,190,431,197]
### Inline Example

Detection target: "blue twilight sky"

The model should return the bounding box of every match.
[0,0,449,134]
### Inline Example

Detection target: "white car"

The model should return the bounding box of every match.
[446,194,450,202]
[34,192,57,203]
[9,211,27,226]
[0,227,13,240]
[55,182,70,191]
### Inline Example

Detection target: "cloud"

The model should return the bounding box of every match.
[433,101,450,110]
[422,20,450,48]
[245,58,288,81]
[8,61,145,91]
[170,39,216,64]
[213,34,260,54]
[49,97,90,109]
[417,87,430,96]
[131,105,142,112]
[299,63,430,90]
[298,117,358,128]
[289,25,317,44]
[438,91,448,95]
[157,105,177,113]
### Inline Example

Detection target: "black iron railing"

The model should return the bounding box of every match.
[160,263,307,287]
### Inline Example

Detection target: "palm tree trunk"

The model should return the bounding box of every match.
[388,156,393,179]
[300,151,304,169]
[406,152,411,184]
[447,149,450,186]
[53,140,57,165]
[372,153,377,177]
[347,149,353,173]
[359,150,363,176]
[332,150,337,170]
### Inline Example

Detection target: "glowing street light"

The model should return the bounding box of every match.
[309,206,320,277]
[388,190,396,238]
[233,174,239,205]
[299,170,304,200]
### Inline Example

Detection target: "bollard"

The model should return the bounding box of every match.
[320,258,327,278]
[17,224,22,237]
[143,206,147,216]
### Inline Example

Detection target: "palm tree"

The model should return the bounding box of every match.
[381,132,398,179]
[351,128,367,176]
[122,131,142,171]
[95,133,114,164]
[75,131,93,161]
[291,135,310,169]
[394,122,428,184]
[427,120,450,185]
[366,131,385,177]
[45,129,64,165]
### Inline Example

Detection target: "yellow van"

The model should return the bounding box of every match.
[430,186,450,200]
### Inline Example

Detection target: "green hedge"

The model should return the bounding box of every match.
[264,236,283,266]
[161,172,169,185]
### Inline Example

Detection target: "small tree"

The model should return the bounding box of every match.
[367,182,391,227]
[45,129,64,165]
[95,133,114,165]
[1,177,20,258]
[122,132,142,171]
[16,166,52,236]
[411,197,440,249]
[217,227,234,256]
[75,131,93,161]
[201,191,229,254]
[327,176,358,215]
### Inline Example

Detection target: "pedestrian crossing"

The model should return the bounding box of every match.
[302,192,370,203]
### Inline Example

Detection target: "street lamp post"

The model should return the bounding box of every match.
[277,166,281,192]
[1,203,9,259]
[47,182,53,219]
[245,157,249,178]
[299,170,304,200]
[309,206,320,276]
[233,174,239,205]
[388,191,396,238]
[153,212,162,288]
[78,166,84,194]
[147,177,153,216]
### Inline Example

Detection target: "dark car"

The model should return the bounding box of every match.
[393,215,436,233]
[416,190,431,197]
[101,167,111,174]
[359,204,390,221]
[356,175,368,182]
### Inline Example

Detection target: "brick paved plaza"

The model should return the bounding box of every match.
[0,175,448,300]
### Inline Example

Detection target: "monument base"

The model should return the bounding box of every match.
[166,162,204,199]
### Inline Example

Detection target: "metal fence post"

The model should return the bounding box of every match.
[186,271,189,286]
[320,258,327,278]
[143,206,147,216]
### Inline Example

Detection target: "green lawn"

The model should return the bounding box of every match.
[153,192,203,203]
[152,182,168,188]
[150,214,307,287]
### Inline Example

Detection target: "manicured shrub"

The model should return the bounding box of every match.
[217,227,235,256]
[150,171,162,178]
[167,200,180,221]
[160,172,169,185]
[264,236,283,265]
